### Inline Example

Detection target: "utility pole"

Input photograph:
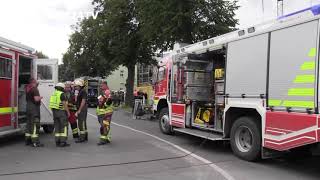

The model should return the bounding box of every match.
[277,0,284,18]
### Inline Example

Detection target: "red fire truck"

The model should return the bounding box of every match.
[153,5,320,161]
[0,36,55,137]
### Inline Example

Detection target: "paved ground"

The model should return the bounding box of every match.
[91,108,320,180]
[0,107,319,180]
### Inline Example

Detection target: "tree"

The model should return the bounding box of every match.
[35,51,49,58]
[60,17,116,81]
[63,0,238,107]
[93,0,155,107]
[136,0,239,51]
[59,51,76,81]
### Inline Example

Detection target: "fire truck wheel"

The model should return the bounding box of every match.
[230,116,261,161]
[159,108,173,135]
[42,125,54,134]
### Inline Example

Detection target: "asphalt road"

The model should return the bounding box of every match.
[0,107,319,180]
[101,109,320,180]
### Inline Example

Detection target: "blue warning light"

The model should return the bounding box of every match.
[311,4,320,15]
[278,4,320,20]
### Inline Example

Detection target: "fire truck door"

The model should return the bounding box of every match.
[0,50,15,129]
[33,59,58,109]
[170,63,185,128]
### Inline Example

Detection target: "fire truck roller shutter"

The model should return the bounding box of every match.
[225,33,269,97]
[268,20,318,111]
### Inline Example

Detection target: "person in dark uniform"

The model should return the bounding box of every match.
[64,81,79,140]
[25,78,43,147]
[74,79,88,143]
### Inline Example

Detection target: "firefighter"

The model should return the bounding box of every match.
[74,79,88,143]
[97,81,113,145]
[64,81,79,140]
[25,78,44,147]
[49,83,70,147]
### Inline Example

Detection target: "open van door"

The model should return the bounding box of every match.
[0,49,16,131]
[33,59,58,133]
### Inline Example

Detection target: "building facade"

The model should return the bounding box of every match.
[106,65,128,91]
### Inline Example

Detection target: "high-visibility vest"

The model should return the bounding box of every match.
[49,90,64,110]
[96,104,113,115]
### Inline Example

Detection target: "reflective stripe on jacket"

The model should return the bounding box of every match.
[96,104,113,115]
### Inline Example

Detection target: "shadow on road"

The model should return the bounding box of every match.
[0,134,24,147]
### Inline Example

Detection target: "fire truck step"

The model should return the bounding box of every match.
[173,128,227,141]
[0,128,23,138]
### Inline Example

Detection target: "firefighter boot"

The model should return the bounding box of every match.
[31,142,44,147]
[75,137,86,143]
[59,142,70,147]
[25,136,32,146]
[97,141,108,146]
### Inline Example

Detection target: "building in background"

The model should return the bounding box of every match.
[106,65,128,91]
[135,64,154,106]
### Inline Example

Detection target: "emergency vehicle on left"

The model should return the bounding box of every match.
[0,36,56,137]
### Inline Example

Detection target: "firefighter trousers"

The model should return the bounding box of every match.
[78,108,88,141]
[26,113,40,143]
[68,111,79,139]
[98,115,111,143]
[53,109,68,143]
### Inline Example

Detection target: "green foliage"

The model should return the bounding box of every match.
[63,17,116,78]
[35,51,49,58]
[136,0,239,51]
[92,0,155,106]
[62,0,239,106]
[59,52,75,81]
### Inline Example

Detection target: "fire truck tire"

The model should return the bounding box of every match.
[42,125,54,134]
[230,116,261,161]
[159,108,173,135]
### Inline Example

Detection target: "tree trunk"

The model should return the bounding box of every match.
[125,64,135,107]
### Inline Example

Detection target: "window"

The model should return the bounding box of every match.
[0,58,12,79]
[88,81,99,86]
[158,67,166,81]
[137,64,154,85]
[37,65,53,80]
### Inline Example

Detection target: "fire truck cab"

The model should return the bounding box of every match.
[0,36,55,137]
[153,5,320,161]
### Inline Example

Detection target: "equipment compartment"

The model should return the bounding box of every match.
[185,85,212,101]
[184,71,212,86]
[215,81,224,94]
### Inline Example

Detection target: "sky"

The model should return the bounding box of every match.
[0,0,319,62]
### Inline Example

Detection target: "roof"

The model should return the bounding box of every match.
[0,36,35,54]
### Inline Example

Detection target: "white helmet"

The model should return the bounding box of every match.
[74,79,84,87]
[55,82,65,89]
[65,81,72,85]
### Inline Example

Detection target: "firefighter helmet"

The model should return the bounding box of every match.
[65,81,72,85]
[55,82,65,89]
[74,79,84,87]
